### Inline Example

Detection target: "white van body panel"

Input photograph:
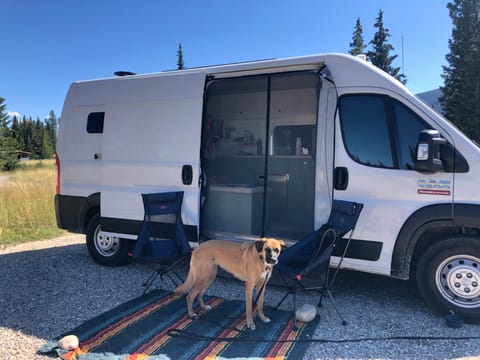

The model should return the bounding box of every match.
[57,53,480,245]
[60,71,206,228]
[56,54,480,263]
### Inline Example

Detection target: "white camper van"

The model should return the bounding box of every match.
[55,53,480,321]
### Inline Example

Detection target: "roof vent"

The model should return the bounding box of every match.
[356,54,367,62]
[114,71,136,77]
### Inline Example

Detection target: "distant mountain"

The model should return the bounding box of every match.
[416,88,443,114]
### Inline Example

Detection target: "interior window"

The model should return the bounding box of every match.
[273,125,315,156]
[339,95,394,168]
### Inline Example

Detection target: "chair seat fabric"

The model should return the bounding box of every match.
[132,191,189,261]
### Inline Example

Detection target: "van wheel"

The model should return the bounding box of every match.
[416,237,480,323]
[86,214,132,267]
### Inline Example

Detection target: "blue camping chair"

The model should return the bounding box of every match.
[274,200,363,329]
[131,191,191,295]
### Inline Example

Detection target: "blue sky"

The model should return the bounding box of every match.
[1,0,452,120]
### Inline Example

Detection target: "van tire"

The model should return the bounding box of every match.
[86,213,132,267]
[416,237,480,323]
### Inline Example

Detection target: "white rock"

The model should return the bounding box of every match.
[295,304,317,323]
[58,335,79,350]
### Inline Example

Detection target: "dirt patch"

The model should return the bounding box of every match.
[0,233,84,253]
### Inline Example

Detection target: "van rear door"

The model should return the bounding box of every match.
[100,71,206,240]
[58,101,105,198]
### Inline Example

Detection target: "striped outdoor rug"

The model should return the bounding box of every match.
[40,289,319,360]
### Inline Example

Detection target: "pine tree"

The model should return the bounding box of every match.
[0,97,10,137]
[42,127,54,159]
[11,115,21,148]
[440,0,480,143]
[32,118,44,159]
[0,97,20,170]
[21,116,34,157]
[367,9,407,84]
[177,43,185,70]
[349,17,366,55]
[45,110,58,152]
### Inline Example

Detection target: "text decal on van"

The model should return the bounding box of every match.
[418,179,451,196]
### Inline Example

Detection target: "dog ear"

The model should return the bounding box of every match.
[254,240,265,253]
[279,240,287,249]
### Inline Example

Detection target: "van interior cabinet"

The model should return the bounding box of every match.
[202,185,264,235]
[202,155,314,239]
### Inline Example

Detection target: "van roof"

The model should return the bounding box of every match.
[73,53,412,96]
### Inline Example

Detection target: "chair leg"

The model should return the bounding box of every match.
[273,287,299,330]
[274,291,291,310]
[292,291,298,331]
[323,288,347,326]
[142,265,164,295]
[141,255,189,295]
[168,268,184,286]
[318,286,326,308]
[162,259,186,287]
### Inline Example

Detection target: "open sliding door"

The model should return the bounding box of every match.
[201,71,320,241]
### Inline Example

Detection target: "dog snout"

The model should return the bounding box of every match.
[265,248,279,264]
[267,255,277,264]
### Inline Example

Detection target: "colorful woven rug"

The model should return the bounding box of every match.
[40,289,319,360]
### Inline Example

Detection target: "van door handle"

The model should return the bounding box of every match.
[182,165,193,185]
[334,167,348,190]
[94,153,102,160]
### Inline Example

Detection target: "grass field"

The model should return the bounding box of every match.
[0,160,66,247]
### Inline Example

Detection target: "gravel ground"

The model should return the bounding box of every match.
[0,234,479,360]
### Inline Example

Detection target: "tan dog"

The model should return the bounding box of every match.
[175,238,286,330]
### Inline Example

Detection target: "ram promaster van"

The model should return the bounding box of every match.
[55,53,480,321]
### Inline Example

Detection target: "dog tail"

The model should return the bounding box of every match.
[174,271,194,295]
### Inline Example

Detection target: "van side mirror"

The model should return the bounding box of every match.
[415,130,447,173]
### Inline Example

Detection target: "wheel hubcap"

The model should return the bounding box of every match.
[94,226,119,257]
[436,255,480,308]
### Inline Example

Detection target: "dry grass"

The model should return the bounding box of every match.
[0,160,65,247]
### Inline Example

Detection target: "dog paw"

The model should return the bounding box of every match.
[259,316,271,323]
[246,321,256,330]
[189,312,200,319]
[203,305,212,312]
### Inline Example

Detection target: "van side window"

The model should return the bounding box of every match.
[339,95,394,168]
[339,94,430,170]
[87,112,105,134]
[393,102,430,169]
